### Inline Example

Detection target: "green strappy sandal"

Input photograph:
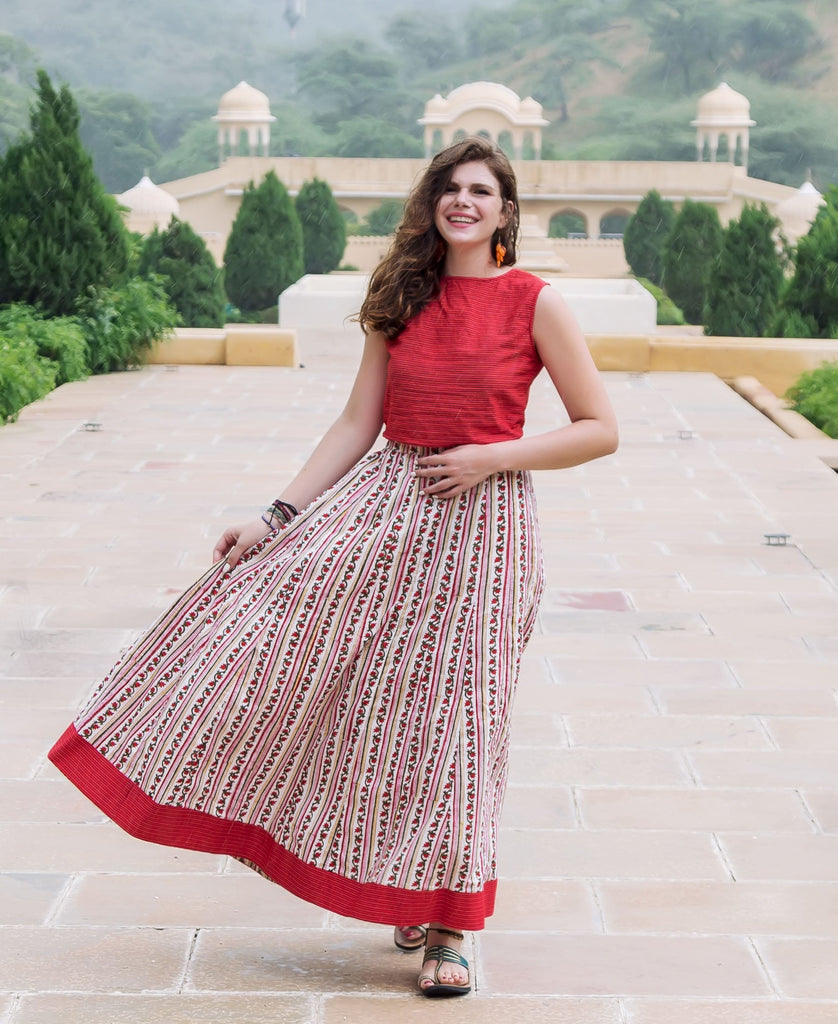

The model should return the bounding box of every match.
[418,929,471,998]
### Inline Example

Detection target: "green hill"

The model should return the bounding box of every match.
[2,0,838,190]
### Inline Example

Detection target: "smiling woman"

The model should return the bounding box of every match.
[49,135,618,1001]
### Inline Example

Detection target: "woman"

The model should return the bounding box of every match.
[49,137,617,998]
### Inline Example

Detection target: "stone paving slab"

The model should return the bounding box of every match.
[0,342,837,1021]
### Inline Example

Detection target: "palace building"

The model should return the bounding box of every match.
[118,80,823,277]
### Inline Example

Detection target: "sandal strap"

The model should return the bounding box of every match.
[429,927,464,942]
[423,944,470,969]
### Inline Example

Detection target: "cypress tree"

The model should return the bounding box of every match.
[224,170,303,312]
[662,199,723,324]
[623,190,676,286]
[0,70,130,317]
[703,204,784,337]
[139,217,226,327]
[772,186,838,339]
[295,178,346,274]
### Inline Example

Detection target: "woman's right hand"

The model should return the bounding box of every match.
[212,517,273,569]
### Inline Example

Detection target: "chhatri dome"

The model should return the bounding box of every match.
[117,175,180,234]
[692,82,756,170]
[419,82,549,159]
[775,180,826,244]
[213,81,276,160]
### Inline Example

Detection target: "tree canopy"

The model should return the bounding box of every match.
[703,203,784,337]
[0,69,130,317]
[772,186,838,339]
[662,200,723,324]
[295,178,347,274]
[623,190,676,286]
[224,170,303,312]
[139,217,226,327]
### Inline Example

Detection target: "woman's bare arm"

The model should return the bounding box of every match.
[213,332,389,566]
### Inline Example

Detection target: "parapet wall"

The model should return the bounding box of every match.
[589,334,838,398]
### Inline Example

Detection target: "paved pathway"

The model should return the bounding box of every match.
[1,330,837,1023]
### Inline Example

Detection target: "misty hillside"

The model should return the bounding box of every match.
[3,0,838,191]
[1,0,505,97]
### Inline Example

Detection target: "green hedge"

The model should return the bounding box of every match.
[786,361,838,438]
[0,280,177,423]
[638,278,687,326]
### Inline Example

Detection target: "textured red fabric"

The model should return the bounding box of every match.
[383,269,548,447]
[50,725,497,929]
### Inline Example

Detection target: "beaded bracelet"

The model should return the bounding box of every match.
[261,498,299,531]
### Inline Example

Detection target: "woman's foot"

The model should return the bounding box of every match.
[418,925,471,997]
[393,924,427,952]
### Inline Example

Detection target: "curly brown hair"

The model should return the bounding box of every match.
[356,137,520,339]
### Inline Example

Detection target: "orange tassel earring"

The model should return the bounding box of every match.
[495,241,506,267]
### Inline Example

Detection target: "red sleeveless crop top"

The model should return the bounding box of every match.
[382,269,548,447]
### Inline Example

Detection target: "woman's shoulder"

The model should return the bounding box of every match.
[501,267,550,296]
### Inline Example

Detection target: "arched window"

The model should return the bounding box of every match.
[521,131,537,160]
[498,130,515,159]
[599,209,631,238]
[549,209,588,239]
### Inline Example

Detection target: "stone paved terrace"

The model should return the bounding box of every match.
[1,329,837,1024]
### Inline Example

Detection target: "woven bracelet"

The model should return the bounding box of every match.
[264,498,299,530]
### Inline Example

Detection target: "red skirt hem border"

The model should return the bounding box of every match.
[48,725,495,930]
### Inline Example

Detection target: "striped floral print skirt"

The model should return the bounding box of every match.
[50,440,544,930]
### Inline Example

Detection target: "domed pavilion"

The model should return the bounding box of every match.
[212,81,276,162]
[116,175,180,234]
[692,82,756,171]
[419,82,549,159]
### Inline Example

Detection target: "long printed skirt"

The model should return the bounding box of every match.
[49,441,544,930]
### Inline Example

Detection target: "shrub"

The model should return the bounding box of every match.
[358,199,404,237]
[0,324,57,423]
[661,200,723,324]
[224,170,304,312]
[77,277,178,374]
[0,304,88,386]
[139,217,225,327]
[786,362,838,438]
[638,278,687,326]
[295,178,347,274]
[773,185,838,339]
[0,70,130,317]
[704,204,784,337]
[623,190,676,285]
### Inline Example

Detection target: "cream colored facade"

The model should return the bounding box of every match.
[418,82,548,159]
[121,81,813,276]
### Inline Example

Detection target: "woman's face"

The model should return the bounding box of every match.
[434,160,511,251]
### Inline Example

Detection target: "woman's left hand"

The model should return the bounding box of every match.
[415,444,500,498]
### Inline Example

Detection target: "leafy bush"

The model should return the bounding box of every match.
[623,190,676,286]
[772,185,838,339]
[0,324,57,423]
[356,199,404,237]
[224,170,304,312]
[662,200,723,324]
[704,204,784,337]
[77,277,178,374]
[295,178,346,274]
[638,278,687,326]
[786,362,838,438]
[139,217,225,327]
[0,304,88,386]
[0,70,130,318]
